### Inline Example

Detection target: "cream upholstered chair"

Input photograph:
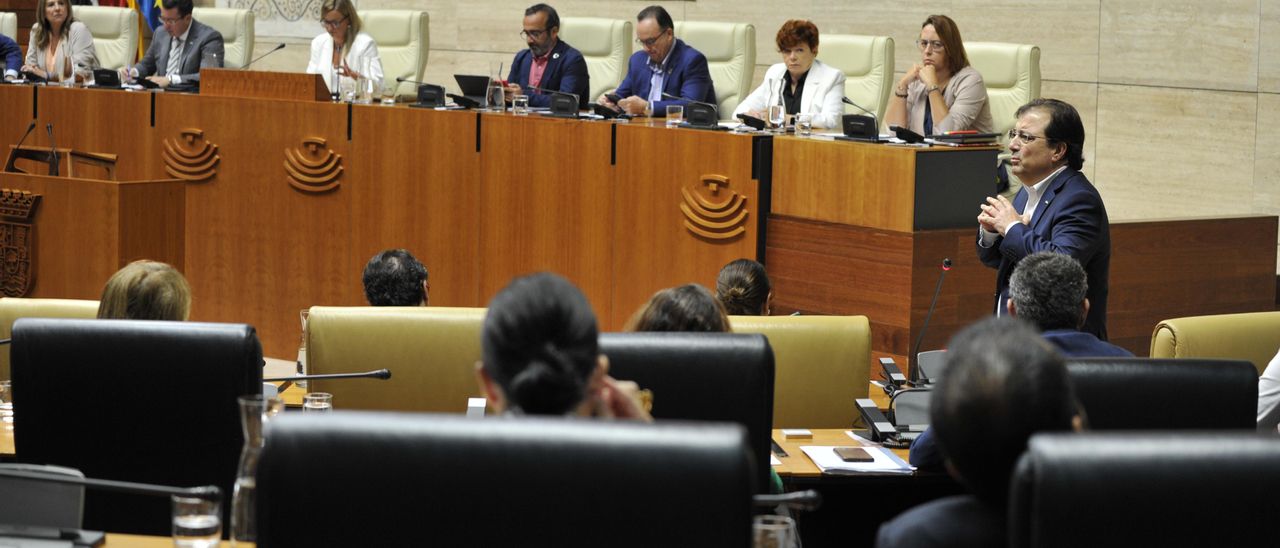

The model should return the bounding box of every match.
[729,315,871,428]
[305,306,484,413]
[0,298,99,380]
[818,34,894,123]
[673,21,755,119]
[559,17,631,103]
[1150,312,1280,375]
[192,8,253,69]
[359,10,429,99]
[1,12,17,39]
[75,6,138,70]
[965,42,1041,136]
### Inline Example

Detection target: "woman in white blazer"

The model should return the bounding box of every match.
[306,0,383,94]
[22,0,97,82]
[735,20,845,130]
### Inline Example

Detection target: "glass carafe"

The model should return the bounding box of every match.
[229,395,284,545]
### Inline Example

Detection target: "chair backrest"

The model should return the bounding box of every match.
[817,34,894,122]
[598,332,773,492]
[0,463,84,529]
[1010,432,1280,548]
[74,6,138,70]
[256,412,754,547]
[965,42,1040,136]
[1,12,16,39]
[191,8,253,69]
[673,21,755,118]
[359,10,429,99]
[1065,357,1257,430]
[11,318,263,535]
[305,306,485,413]
[0,297,99,381]
[728,314,870,428]
[559,17,632,102]
[1150,311,1280,375]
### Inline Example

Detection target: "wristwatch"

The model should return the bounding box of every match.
[927,84,941,94]
[894,87,908,98]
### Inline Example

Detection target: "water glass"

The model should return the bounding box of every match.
[0,380,13,429]
[380,80,398,105]
[172,492,221,548]
[796,113,813,136]
[512,94,529,116]
[666,104,684,127]
[767,105,786,132]
[752,514,796,548]
[303,392,333,413]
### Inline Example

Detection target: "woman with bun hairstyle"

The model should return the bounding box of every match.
[477,272,649,419]
[715,259,772,316]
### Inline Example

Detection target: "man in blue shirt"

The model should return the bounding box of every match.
[504,4,589,109]
[598,5,715,117]
[1,33,21,81]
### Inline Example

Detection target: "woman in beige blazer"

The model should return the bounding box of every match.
[22,0,97,82]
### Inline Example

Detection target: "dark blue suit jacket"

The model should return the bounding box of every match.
[0,33,21,75]
[875,495,1005,548]
[507,39,589,109]
[977,167,1112,340]
[614,38,715,115]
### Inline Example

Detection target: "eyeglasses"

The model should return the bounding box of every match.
[519,29,549,40]
[916,39,945,51]
[160,15,189,25]
[1007,129,1052,144]
[635,29,669,48]
[321,15,348,29]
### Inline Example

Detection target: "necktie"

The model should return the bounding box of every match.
[166,37,183,77]
[923,96,934,136]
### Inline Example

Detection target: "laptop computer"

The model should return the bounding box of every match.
[453,74,490,105]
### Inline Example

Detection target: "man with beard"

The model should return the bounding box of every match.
[505,4,589,109]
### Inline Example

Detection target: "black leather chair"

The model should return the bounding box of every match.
[1065,358,1257,430]
[599,332,774,493]
[1009,432,1280,547]
[255,412,754,548]
[11,318,262,535]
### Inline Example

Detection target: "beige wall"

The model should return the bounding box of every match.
[246,0,1280,270]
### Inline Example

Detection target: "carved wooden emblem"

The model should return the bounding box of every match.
[162,128,220,182]
[284,137,343,193]
[0,189,41,297]
[680,174,748,240]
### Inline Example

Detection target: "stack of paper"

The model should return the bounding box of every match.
[799,445,915,475]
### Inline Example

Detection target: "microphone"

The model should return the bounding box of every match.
[0,467,220,500]
[264,368,391,382]
[753,489,823,511]
[395,76,425,85]
[660,91,717,110]
[529,85,581,116]
[910,258,951,383]
[5,121,37,173]
[241,43,286,71]
[13,120,36,151]
[45,123,58,177]
[660,92,719,128]
[839,96,880,142]
[842,96,878,125]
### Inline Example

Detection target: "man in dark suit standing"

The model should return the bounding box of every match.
[129,0,223,89]
[504,4,589,109]
[977,98,1111,340]
[597,5,715,117]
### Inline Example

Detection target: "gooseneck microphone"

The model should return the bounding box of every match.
[910,258,951,382]
[396,76,426,85]
[6,121,37,173]
[241,43,286,71]
[660,91,717,110]
[13,120,36,151]
[0,467,220,500]
[842,96,878,125]
[45,123,58,176]
[264,368,391,382]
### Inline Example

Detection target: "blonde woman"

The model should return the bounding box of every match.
[305,0,383,94]
[97,260,192,321]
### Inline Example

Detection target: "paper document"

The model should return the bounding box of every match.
[800,445,915,475]
[770,454,781,467]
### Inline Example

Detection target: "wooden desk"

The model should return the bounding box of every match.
[105,534,241,546]
[772,428,909,478]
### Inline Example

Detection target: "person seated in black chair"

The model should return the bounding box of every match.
[910,251,1127,471]
[96,260,191,321]
[877,317,1083,548]
[715,258,772,316]
[361,248,429,306]
[624,283,730,332]
[476,272,650,419]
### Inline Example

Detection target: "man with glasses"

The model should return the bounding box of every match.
[976,98,1112,340]
[129,0,224,89]
[598,5,714,117]
[505,4,589,109]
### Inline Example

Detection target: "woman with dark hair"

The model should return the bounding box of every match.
[21,0,96,82]
[882,14,992,136]
[734,19,845,129]
[97,260,192,321]
[305,0,383,94]
[625,284,730,333]
[477,272,649,418]
[715,259,772,316]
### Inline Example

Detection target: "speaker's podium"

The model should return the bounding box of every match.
[1,145,185,299]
